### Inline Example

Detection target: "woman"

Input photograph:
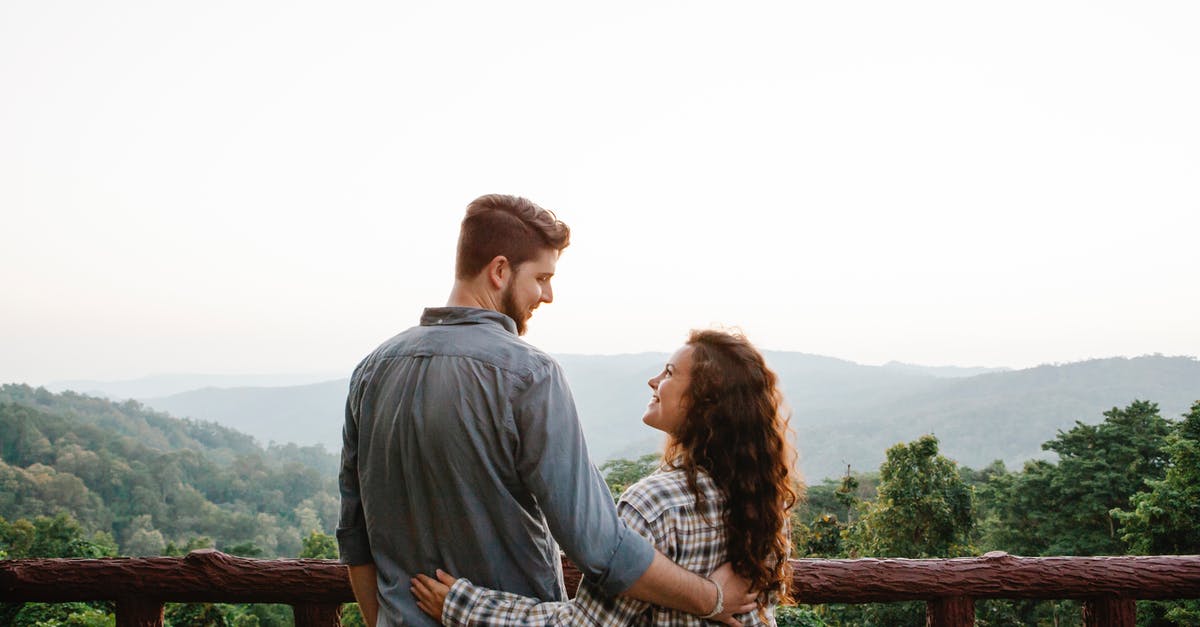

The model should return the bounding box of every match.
[412,329,798,625]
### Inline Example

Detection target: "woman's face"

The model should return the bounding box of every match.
[643,344,694,435]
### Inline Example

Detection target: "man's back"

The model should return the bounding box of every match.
[338,307,649,626]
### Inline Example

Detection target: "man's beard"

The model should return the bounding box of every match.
[500,285,528,336]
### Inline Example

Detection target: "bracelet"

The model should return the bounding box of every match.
[698,576,724,620]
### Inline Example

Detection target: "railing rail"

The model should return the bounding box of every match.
[2,549,1199,626]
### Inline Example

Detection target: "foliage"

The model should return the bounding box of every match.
[599,453,660,500]
[224,541,265,558]
[162,602,293,627]
[791,469,878,559]
[0,513,118,625]
[984,400,1173,556]
[299,530,338,559]
[0,386,339,557]
[1114,402,1200,625]
[0,512,117,559]
[164,535,216,556]
[219,604,292,627]
[6,602,114,627]
[795,470,877,525]
[795,514,844,557]
[1114,401,1200,555]
[854,435,973,558]
[775,605,828,626]
[164,602,227,626]
[340,604,367,627]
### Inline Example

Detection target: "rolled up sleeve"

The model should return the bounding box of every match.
[337,369,374,565]
[513,360,654,596]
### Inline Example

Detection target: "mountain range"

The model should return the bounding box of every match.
[50,354,1200,481]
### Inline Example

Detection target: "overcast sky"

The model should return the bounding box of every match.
[2,1,1198,385]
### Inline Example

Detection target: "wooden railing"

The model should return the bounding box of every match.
[2,549,1199,626]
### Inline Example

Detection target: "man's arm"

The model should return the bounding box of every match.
[623,554,757,623]
[512,361,755,623]
[337,369,381,623]
[349,563,380,627]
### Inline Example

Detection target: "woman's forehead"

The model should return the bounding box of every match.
[668,345,695,369]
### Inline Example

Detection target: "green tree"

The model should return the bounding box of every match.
[7,602,115,627]
[224,541,264,558]
[599,454,660,500]
[1114,401,1200,554]
[795,513,843,557]
[829,436,974,626]
[855,435,973,559]
[164,535,216,556]
[0,512,117,559]
[299,530,337,559]
[974,401,1175,626]
[0,514,117,625]
[1044,400,1171,554]
[987,400,1172,556]
[775,605,828,626]
[1113,401,1200,626]
[833,472,860,525]
[791,469,875,560]
[164,602,227,626]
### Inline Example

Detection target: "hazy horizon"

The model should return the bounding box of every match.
[21,348,1198,392]
[4,2,1198,384]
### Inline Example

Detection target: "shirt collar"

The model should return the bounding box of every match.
[420,307,518,335]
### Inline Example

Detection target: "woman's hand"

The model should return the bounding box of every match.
[411,569,458,622]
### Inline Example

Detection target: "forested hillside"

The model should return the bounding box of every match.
[129,354,1200,481]
[0,384,339,558]
[5,382,1200,625]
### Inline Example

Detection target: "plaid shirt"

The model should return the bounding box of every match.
[441,468,775,626]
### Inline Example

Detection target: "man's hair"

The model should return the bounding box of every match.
[455,194,571,279]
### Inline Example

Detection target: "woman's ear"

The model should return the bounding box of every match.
[485,255,510,290]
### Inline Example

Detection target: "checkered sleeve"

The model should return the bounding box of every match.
[441,578,577,626]
[437,498,660,626]
[565,504,657,626]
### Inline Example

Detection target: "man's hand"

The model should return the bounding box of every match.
[411,569,458,623]
[708,562,758,625]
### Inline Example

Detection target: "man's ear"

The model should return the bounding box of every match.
[485,255,510,290]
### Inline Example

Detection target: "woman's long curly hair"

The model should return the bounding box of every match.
[663,329,799,602]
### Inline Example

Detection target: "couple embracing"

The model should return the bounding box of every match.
[338,195,798,626]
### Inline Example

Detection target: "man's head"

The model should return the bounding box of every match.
[455,194,571,335]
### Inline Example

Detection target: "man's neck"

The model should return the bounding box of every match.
[446,281,501,312]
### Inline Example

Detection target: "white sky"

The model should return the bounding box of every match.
[2,1,1198,385]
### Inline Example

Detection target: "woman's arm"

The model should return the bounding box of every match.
[412,570,650,626]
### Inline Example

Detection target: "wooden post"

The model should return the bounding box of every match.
[293,603,342,627]
[115,598,164,627]
[927,596,974,626]
[1082,596,1135,627]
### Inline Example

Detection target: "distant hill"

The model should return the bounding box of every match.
[141,379,346,454]
[117,353,1200,481]
[795,355,1200,480]
[47,372,343,401]
[880,361,1011,378]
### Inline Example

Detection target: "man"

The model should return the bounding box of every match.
[338,194,754,626]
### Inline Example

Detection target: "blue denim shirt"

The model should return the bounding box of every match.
[338,307,655,627]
